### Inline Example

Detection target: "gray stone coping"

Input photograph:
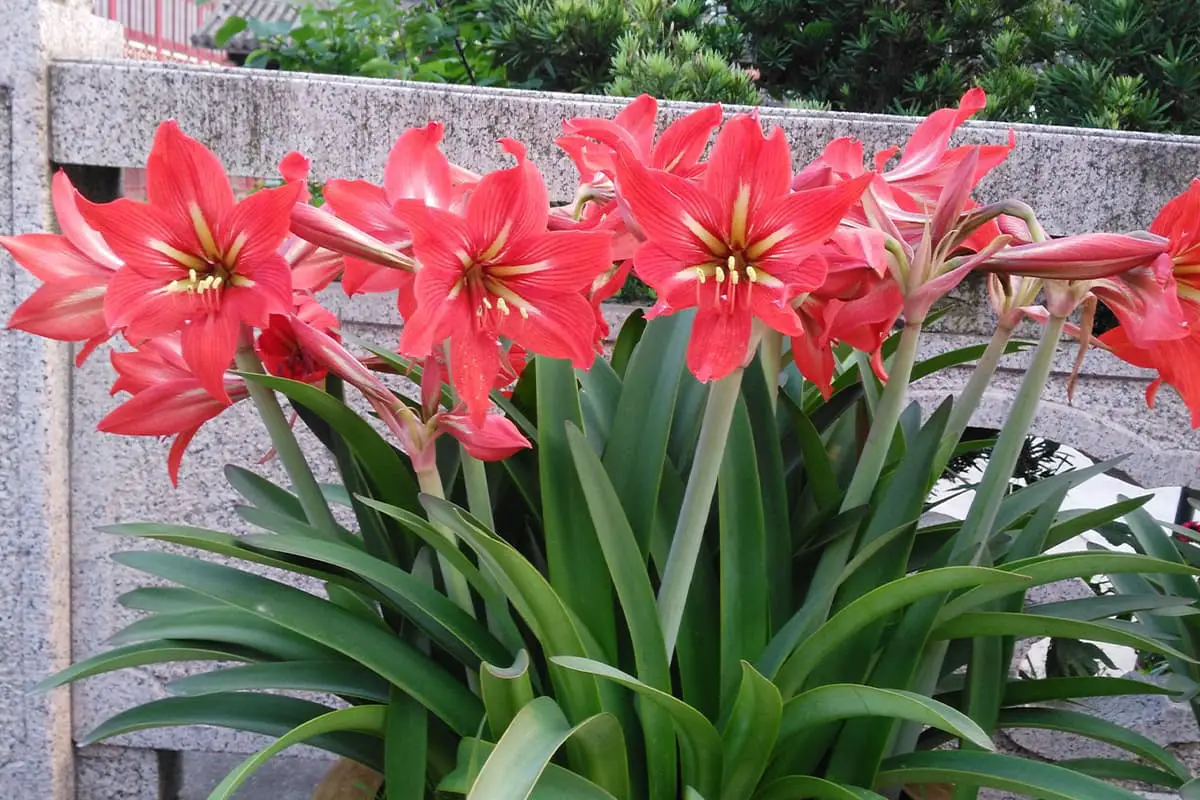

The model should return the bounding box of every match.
[48,59,1200,234]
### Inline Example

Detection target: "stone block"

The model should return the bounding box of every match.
[75,745,158,800]
[178,751,333,800]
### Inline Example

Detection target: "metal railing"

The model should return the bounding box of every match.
[93,0,229,64]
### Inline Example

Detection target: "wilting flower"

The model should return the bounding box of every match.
[616,113,870,382]
[2,170,122,364]
[100,335,247,485]
[395,139,613,421]
[77,121,300,402]
[256,294,340,382]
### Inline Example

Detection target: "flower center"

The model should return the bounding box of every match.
[459,263,530,323]
[696,252,759,310]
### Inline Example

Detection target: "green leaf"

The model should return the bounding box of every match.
[1043,496,1152,550]
[553,656,723,799]
[993,458,1127,534]
[578,355,622,453]
[467,698,629,800]
[775,567,1031,695]
[1057,758,1185,788]
[242,533,511,666]
[938,552,1200,622]
[224,465,304,519]
[82,694,383,769]
[113,550,483,735]
[877,750,1145,800]
[536,357,617,659]
[386,687,428,800]
[720,663,781,800]
[108,607,343,662]
[207,705,387,799]
[422,498,606,726]
[1122,502,1200,601]
[610,309,646,378]
[566,425,676,800]
[780,684,992,751]
[35,640,257,693]
[932,612,1199,664]
[213,14,248,47]
[440,739,619,799]
[997,707,1189,780]
[602,312,689,554]
[168,661,390,703]
[756,776,886,800]
[717,397,769,714]
[935,675,1179,709]
[117,587,224,614]
[1030,593,1196,620]
[236,503,361,547]
[481,650,537,740]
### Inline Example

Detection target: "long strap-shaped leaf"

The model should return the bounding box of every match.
[566,424,678,800]
[553,656,723,798]
[466,697,629,800]
[167,660,391,703]
[35,640,258,692]
[720,663,781,800]
[757,776,886,800]
[207,705,388,800]
[773,567,1031,695]
[481,651,537,740]
[778,684,992,753]
[114,550,483,735]
[876,750,1145,800]
[440,738,619,799]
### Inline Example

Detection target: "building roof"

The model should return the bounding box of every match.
[190,0,302,54]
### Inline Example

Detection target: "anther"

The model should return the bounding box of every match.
[212,276,224,290]
[482,296,493,310]
[745,266,758,283]
[730,270,740,285]
[695,267,706,284]
[518,305,529,319]
[496,297,511,315]
[715,266,726,283]
[727,255,736,271]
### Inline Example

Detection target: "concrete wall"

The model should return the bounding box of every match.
[4,23,1200,799]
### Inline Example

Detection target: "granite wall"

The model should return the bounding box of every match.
[5,20,1200,798]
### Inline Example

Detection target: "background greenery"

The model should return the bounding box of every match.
[219,0,1200,134]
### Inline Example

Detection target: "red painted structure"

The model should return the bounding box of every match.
[94,0,230,64]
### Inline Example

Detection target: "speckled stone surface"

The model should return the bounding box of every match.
[47,60,1200,235]
[0,2,123,798]
[178,752,333,800]
[75,745,158,800]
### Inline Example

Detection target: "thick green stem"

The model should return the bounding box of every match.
[892,314,1067,759]
[657,368,744,659]
[760,329,783,410]
[460,450,494,530]
[951,314,1066,563]
[931,324,1015,479]
[234,343,338,535]
[762,323,924,686]
[416,466,478,619]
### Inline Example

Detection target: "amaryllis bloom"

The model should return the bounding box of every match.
[3,170,122,365]
[256,294,340,382]
[77,121,300,402]
[101,335,247,485]
[616,113,871,381]
[395,139,613,421]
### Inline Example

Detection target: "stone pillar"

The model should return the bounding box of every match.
[0,1,123,797]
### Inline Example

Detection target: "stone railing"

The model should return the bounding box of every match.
[6,2,1200,797]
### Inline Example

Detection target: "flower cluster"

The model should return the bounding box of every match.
[4,91,1199,482]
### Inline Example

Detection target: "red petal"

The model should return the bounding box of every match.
[145,121,234,251]
[438,410,531,461]
[221,183,301,275]
[614,151,727,262]
[703,115,792,229]
[490,230,613,295]
[8,276,108,342]
[52,171,122,269]
[631,242,701,314]
[613,94,659,155]
[384,122,454,209]
[77,196,196,279]
[342,255,413,296]
[1101,312,1200,427]
[449,324,501,425]
[278,151,311,184]
[686,307,752,383]
[889,88,987,181]
[166,426,201,486]
[99,379,233,435]
[103,265,196,337]
[750,290,803,336]
[465,140,549,258]
[323,179,410,244]
[831,280,903,353]
[981,234,1168,279]
[1152,179,1200,262]
[790,329,835,399]
[0,233,112,282]
[290,203,411,269]
[500,291,597,367]
[180,313,240,402]
[653,104,722,175]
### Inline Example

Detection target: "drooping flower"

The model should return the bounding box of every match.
[77,121,300,402]
[100,335,247,485]
[3,170,122,364]
[616,112,871,382]
[395,139,613,421]
[256,294,340,383]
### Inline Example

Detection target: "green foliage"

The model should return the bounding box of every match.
[237,0,506,86]
[43,315,1199,798]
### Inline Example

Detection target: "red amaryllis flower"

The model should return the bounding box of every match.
[101,335,247,485]
[3,170,122,364]
[792,279,903,398]
[395,139,613,421]
[256,294,340,382]
[615,113,871,382]
[77,121,300,402]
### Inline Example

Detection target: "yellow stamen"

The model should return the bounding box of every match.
[188,268,198,284]
[715,266,726,283]
[482,296,493,310]
[518,305,529,319]
[212,276,224,290]
[695,267,707,284]
[745,266,758,283]
[496,297,511,315]
[730,269,740,285]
